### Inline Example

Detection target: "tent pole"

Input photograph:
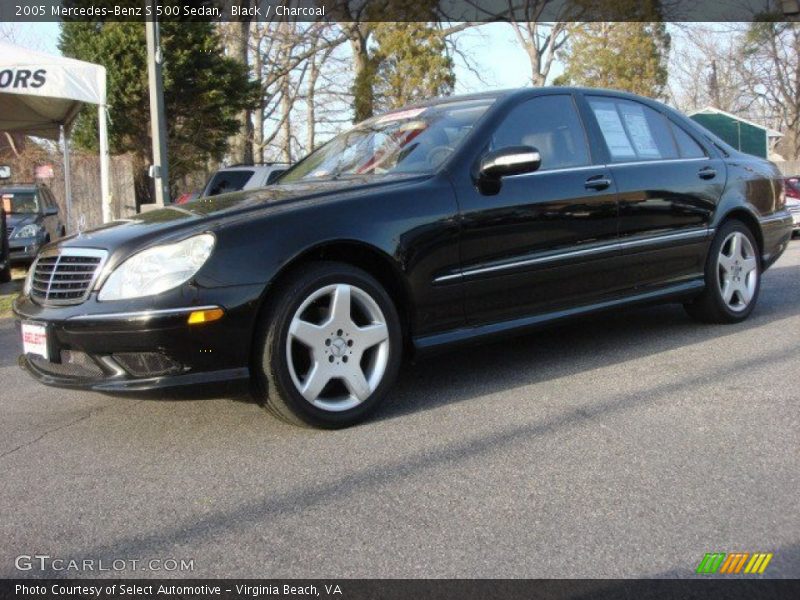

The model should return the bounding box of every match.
[62,125,73,235]
[98,103,112,223]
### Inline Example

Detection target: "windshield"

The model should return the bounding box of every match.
[1,192,39,214]
[280,99,494,183]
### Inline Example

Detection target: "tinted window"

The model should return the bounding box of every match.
[205,170,254,196]
[589,97,678,161]
[492,95,590,171]
[670,122,706,158]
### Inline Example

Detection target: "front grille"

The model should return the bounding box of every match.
[30,248,107,306]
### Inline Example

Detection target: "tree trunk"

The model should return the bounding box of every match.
[223,10,253,164]
[350,32,374,122]
[251,27,264,163]
[306,55,318,153]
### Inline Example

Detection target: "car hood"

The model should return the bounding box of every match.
[54,174,429,256]
[5,213,38,232]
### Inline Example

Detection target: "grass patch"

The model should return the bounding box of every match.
[0,292,16,319]
[0,267,26,319]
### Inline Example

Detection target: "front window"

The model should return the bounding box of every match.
[2,192,40,214]
[280,99,494,183]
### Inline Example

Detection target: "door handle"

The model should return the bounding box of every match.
[698,166,717,180]
[585,175,612,191]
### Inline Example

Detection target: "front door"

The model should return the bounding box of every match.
[453,93,621,326]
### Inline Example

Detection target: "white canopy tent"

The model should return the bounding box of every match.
[0,41,111,228]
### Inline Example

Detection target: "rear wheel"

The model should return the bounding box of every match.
[253,262,402,428]
[684,220,760,323]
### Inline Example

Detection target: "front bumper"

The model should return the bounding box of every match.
[12,283,263,392]
[9,239,41,263]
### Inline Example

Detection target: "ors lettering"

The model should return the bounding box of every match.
[0,69,47,89]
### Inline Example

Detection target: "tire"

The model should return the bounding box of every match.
[252,261,403,428]
[684,219,761,324]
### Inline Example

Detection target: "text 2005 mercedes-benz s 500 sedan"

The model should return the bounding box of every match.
[13,88,794,428]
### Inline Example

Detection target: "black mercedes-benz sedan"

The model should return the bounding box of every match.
[13,87,794,428]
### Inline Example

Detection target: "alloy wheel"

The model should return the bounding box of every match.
[286,283,390,412]
[717,231,758,312]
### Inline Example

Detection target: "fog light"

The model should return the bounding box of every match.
[187,307,224,325]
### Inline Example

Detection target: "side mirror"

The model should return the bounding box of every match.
[266,169,287,185]
[479,146,541,180]
[0,166,10,180]
[45,206,59,216]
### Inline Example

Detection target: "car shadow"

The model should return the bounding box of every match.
[374,259,800,423]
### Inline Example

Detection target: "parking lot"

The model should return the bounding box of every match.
[1,242,798,579]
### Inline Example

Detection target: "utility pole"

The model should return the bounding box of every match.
[145,1,170,206]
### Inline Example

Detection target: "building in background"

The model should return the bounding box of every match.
[689,107,782,160]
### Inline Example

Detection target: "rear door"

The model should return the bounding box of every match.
[584,94,725,289]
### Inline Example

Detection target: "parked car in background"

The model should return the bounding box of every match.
[0,202,10,283]
[12,88,794,428]
[174,191,200,205]
[200,163,290,198]
[785,176,800,234]
[174,164,291,205]
[1,183,64,265]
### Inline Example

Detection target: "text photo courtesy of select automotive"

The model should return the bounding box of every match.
[1,1,800,598]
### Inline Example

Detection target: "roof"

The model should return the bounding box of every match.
[688,106,782,137]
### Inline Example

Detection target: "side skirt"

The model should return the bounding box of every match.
[413,278,705,355]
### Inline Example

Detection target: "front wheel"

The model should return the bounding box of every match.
[253,262,402,428]
[684,220,761,324]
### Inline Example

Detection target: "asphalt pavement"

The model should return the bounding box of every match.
[1,242,799,579]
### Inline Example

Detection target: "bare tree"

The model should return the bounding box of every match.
[667,24,755,115]
[741,22,800,159]
[502,0,582,86]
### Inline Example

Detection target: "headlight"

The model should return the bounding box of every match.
[98,233,215,301]
[12,224,43,239]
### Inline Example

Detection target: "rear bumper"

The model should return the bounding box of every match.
[12,283,263,392]
[759,210,794,270]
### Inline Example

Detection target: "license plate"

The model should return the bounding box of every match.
[21,322,49,360]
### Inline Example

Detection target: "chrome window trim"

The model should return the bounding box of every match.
[68,305,222,323]
[434,227,712,283]
[502,157,710,179]
[508,164,600,177]
[610,157,709,168]
[31,247,109,307]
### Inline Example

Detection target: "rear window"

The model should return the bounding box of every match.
[589,97,678,162]
[669,123,706,159]
[204,170,254,197]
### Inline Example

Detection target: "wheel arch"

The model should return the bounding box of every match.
[251,239,414,356]
[717,207,764,256]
